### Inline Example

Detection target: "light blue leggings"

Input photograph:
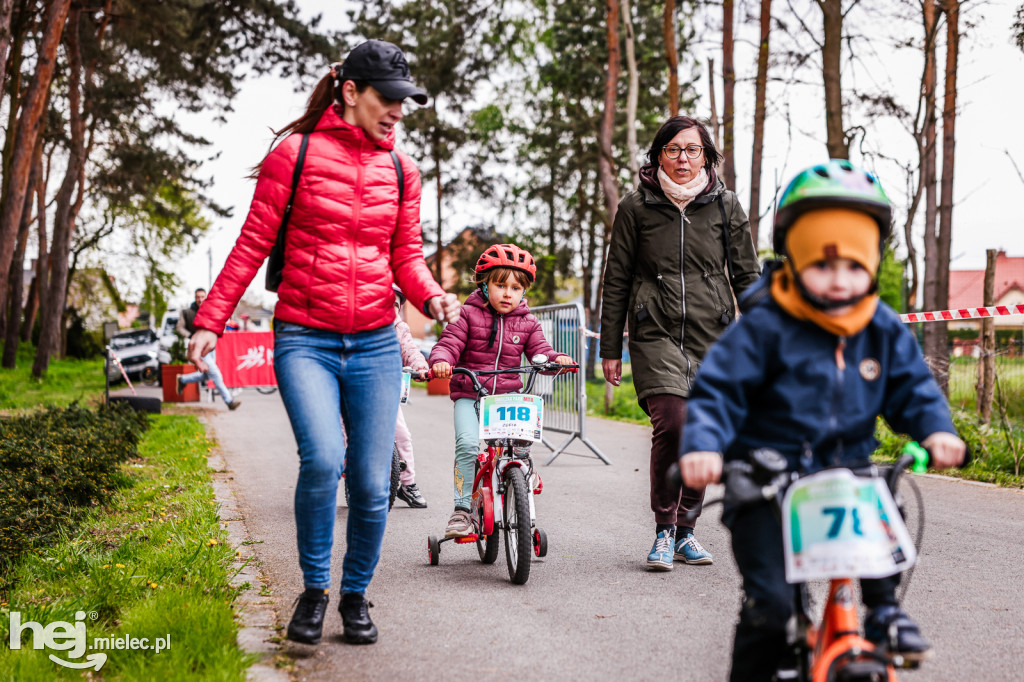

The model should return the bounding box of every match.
[452,398,480,510]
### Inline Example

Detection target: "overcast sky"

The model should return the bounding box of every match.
[174,0,1024,312]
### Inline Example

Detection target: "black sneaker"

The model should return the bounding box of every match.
[286,588,329,645]
[865,605,934,665]
[339,592,378,644]
[396,483,427,508]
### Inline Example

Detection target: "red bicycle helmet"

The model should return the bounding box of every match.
[474,244,537,283]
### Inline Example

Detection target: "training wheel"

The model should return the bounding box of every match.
[533,528,548,557]
[428,535,440,565]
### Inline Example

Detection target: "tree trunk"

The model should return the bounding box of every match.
[921,0,940,349]
[599,0,622,397]
[23,146,49,343]
[2,134,41,368]
[434,131,443,284]
[32,4,81,377]
[820,0,847,159]
[664,0,679,115]
[579,179,599,382]
[621,0,640,179]
[722,0,736,189]
[977,249,996,424]
[924,0,959,394]
[748,0,772,250]
[0,0,70,336]
[0,1,14,98]
[708,58,719,145]
[545,163,556,305]
[906,0,940,311]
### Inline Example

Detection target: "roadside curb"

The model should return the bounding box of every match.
[207,423,290,682]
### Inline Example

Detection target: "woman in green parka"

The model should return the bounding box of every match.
[600,115,760,571]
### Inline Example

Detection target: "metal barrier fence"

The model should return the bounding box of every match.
[529,302,610,466]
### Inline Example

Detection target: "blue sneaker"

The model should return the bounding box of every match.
[646,530,674,571]
[674,531,713,565]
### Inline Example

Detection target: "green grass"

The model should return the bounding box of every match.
[0,415,252,680]
[585,363,648,424]
[0,344,105,411]
[947,356,1024,420]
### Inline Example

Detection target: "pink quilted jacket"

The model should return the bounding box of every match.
[395,317,428,372]
[428,290,568,401]
[195,105,443,336]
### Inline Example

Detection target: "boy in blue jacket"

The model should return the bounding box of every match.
[678,160,966,681]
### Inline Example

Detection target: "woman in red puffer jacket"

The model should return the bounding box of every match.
[187,40,460,649]
[429,244,575,539]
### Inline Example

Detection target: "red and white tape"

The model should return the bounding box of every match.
[579,303,1024,338]
[900,304,1024,324]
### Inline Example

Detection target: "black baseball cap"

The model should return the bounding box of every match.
[339,40,428,106]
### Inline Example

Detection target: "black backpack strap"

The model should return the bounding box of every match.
[389,150,404,204]
[284,134,310,222]
[717,194,735,286]
[264,133,309,293]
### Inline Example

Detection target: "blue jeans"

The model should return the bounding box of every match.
[274,321,401,594]
[180,349,235,405]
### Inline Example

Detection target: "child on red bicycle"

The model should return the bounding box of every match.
[677,160,966,681]
[429,244,574,538]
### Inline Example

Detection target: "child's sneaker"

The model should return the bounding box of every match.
[396,483,427,508]
[444,509,473,538]
[175,375,185,396]
[865,605,934,664]
[645,530,674,571]
[674,531,713,565]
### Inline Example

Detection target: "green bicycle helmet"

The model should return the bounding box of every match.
[773,159,892,255]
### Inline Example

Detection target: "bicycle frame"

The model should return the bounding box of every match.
[794,578,895,682]
[471,438,537,539]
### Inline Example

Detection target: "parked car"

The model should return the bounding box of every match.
[107,328,160,383]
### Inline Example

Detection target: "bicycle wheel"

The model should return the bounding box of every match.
[389,444,401,511]
[141,366,159,386]
[502,466,533,584]
[255,386,278,394]
[475,461,500,564]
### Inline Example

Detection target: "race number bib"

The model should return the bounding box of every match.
[479,394,543,442]
[782,469,916,583]
[400,372,411,404]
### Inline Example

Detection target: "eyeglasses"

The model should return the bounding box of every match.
[662,144,704,160]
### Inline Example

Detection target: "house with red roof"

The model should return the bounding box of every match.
[947,251,1024,331]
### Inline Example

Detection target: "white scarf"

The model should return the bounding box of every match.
[658,166,708,213]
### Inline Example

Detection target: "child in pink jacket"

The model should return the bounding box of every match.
[392,287,429,508]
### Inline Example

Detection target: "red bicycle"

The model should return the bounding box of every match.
[427,356,578,584]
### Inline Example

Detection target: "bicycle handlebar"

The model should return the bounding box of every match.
[434,362,580,397]
[669,442,933,525]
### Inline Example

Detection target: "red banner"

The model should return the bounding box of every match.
[215,331,276,388]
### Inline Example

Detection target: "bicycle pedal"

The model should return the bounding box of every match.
[453,535,478,544]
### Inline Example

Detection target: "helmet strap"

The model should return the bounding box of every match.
[789,262,879,311]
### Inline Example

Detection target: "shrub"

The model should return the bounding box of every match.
[0,402,149,588]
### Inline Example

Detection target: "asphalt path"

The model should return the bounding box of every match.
[197,386,1024,681]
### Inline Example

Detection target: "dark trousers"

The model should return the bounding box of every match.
[726,502,900,682]
[646,394,705,526]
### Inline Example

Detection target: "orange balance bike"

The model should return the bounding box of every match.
[427,356,578,584]
[687,443,931,682]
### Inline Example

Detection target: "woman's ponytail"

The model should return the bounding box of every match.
[250,73,336,178]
